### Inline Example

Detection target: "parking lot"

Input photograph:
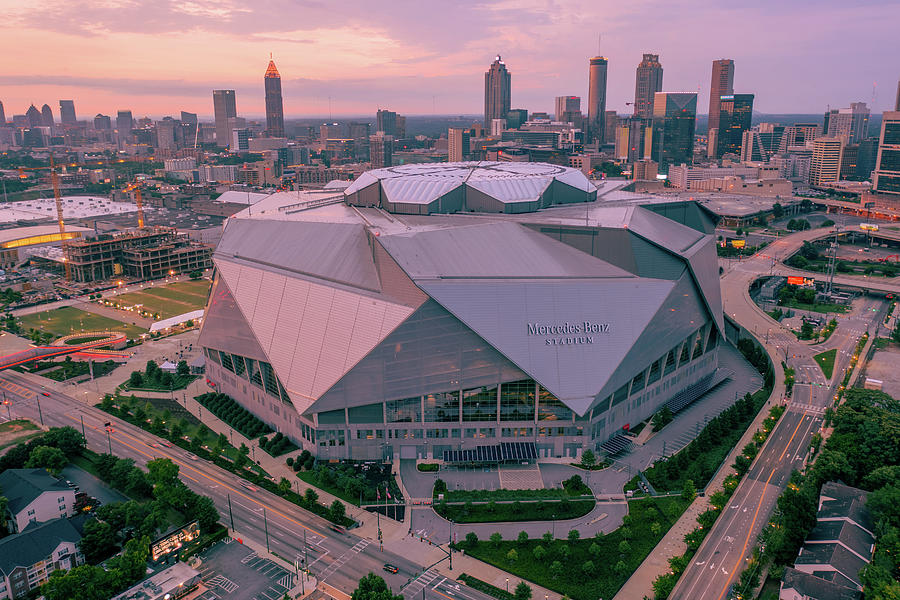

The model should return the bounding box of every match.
[195,539,295,600]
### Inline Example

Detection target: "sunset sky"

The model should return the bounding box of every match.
[1,0,897,120]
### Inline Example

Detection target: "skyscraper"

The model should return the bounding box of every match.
[264,57,284,138]
[506,109,528,130]
[369,132,393,168]
[213,90,237,148]
[180,111,198,144]
[895,80,900,111]
[634,54,663,119]
[59,100,76,125]
[707,59,734,156]
[587,56,608,144]
[716,94,754,158]
[809,137,844,187]
[484,56,511,128]
[116,110,133,134]
[376,109,399,137]
[825,102,869,144]
[650,92,697,174]
[555,96,580,122]
[873,111,900,196]
[448,127,471,162]
[94,114,112,130]
[40,104,54,127]
[25,105,42,128]
[0,100,5,126]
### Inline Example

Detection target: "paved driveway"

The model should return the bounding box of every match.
[61,464,128,506]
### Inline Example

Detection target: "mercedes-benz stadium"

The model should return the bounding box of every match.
[198,162,724,461]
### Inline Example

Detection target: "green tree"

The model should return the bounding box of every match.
[147,458,179,486]
[25,445,67,476]
[614,560,629,577]
[580,448,596,469]
[532,545,546,561]
[517,530,529,546]
[304,488,319,506]
[651,522,662,535]
[588,542,601,558]
[506,548,518,563]
[772,202,784,219]
[78,520,117,563]
[329,499,346,523]
[190,494,220,531]
[42,426,85,456]
[800,320,814,339]
[278,477,291,496]
[514,581,532,600]
[465,532,478,548]
[567,528,580,542]
[542,531,553,544]
[42,564,113,600]
[582,560,595,574]
[618,539,631,555]
[653,405,674,431]
[681,479,697,502]
[549,561,563,579]
[128,370,143,387]
[350,573,404,600]
[489,532,502,548]
[176,360,190,376]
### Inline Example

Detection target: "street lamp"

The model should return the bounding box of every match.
[506,579,509,593]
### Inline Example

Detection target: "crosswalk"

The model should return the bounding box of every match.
[401,569,441,599]
[790,401,827,415]
[0,377,35,399]
[207,575,239,593]
[314,539,370,582]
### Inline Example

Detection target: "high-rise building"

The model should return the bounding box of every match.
[778,123,819,152]
[873,111,900,196]
[716,94,754,158]
[0,100,5,126]
[604,111,618,144]
[94,114,111,130]
[856,137,879,179]
[825,102,869,144]
[116,110,133,134]
[369,132,393,168]
[587,56,608,144]
[650,92,697,174]
[231,128,250,152]
[809,137,844,188]
[396,115,407,139]
[506,109,528,130]
[212,90,237,148]
[180,111,198,144]
[741,124,784,162]
[555,96,580,122]
[615,116,651,163]
[484,56,511,128]
[895,80,900,112]
[40,104,53,127]
[59,100,76,125]
[320,122,343,140]
[448,127,471,162]
[707,59,734,157]
[264,57,284,138]
[25,105,42,128]
[376,109,399,137]
[634,53,663,119]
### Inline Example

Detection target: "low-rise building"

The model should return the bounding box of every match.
[0,516,85,599]
[110,561,200,600]
[0,469,76,533]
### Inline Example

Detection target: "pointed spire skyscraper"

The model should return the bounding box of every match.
[264,54,285,138]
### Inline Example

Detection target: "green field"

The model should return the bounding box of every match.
[814,348,838,379]
[18,306,147,340]
[106,280,210,320]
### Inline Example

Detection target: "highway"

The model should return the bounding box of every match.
[0,371,489,600]
[671,236,887,599]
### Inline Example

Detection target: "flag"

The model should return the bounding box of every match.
[376,487,381,501]
[386,488,391,500]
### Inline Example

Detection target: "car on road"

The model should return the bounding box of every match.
[158,440,171,448]
[240,481,257,492]
[185,453,199,461]
[383,564,399,574]
[41,392,50,397]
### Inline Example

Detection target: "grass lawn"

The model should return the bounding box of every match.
[107,280,210,320]
[18,306,146,340]
[0,419,39,434]
[814,348,837,379]
[782,300,849,314]
[460,496,691,600]
[436,498,595,523]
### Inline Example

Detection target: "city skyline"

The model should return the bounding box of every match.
[1,0,897,118]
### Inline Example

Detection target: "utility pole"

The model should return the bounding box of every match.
[263,507,270,553]
[35,394,44,426]
[826,225,841,296]
[80,415,86,445]
[227,494,235,531]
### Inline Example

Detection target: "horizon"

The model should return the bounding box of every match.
[1,1,897,119]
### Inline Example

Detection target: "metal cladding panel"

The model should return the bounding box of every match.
[682,236,725,332]
[629,234,686,280]
[198,274,268,361]
[289,282,334,400]
[464,186,504,213]
[312,291,359,395]
[343,172,380,196]
[644,201,718,234]
[466,176,551,204]
[311,299,529,414]
[268,277,309,394]
[380,176,461,206]
[626,206,704,253]
[378,221,632,280]
[592,270,710,405]
[250,270,285,352]
[215,220,380,292]
[554,168,596,192]
[418,277,676,416]
[231,265,263,324]
[372,241,428,308]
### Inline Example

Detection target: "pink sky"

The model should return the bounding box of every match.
[1,0,897,119]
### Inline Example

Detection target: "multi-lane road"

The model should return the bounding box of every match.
[671,242,888,599]
[0,370,490,600]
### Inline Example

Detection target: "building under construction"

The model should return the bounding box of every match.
[63,227,212,282]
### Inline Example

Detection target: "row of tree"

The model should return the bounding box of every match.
[195,392,272,439]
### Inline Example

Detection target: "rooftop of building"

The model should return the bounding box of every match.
[0,468,71,514]
[0,196,139,225]
[110,561,200,600]
[0,516,87,576]
[0,224,93,246]
[781,567,862,600]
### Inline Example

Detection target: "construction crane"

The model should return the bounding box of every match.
[48,154,72,281]
[122,181,146,228]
